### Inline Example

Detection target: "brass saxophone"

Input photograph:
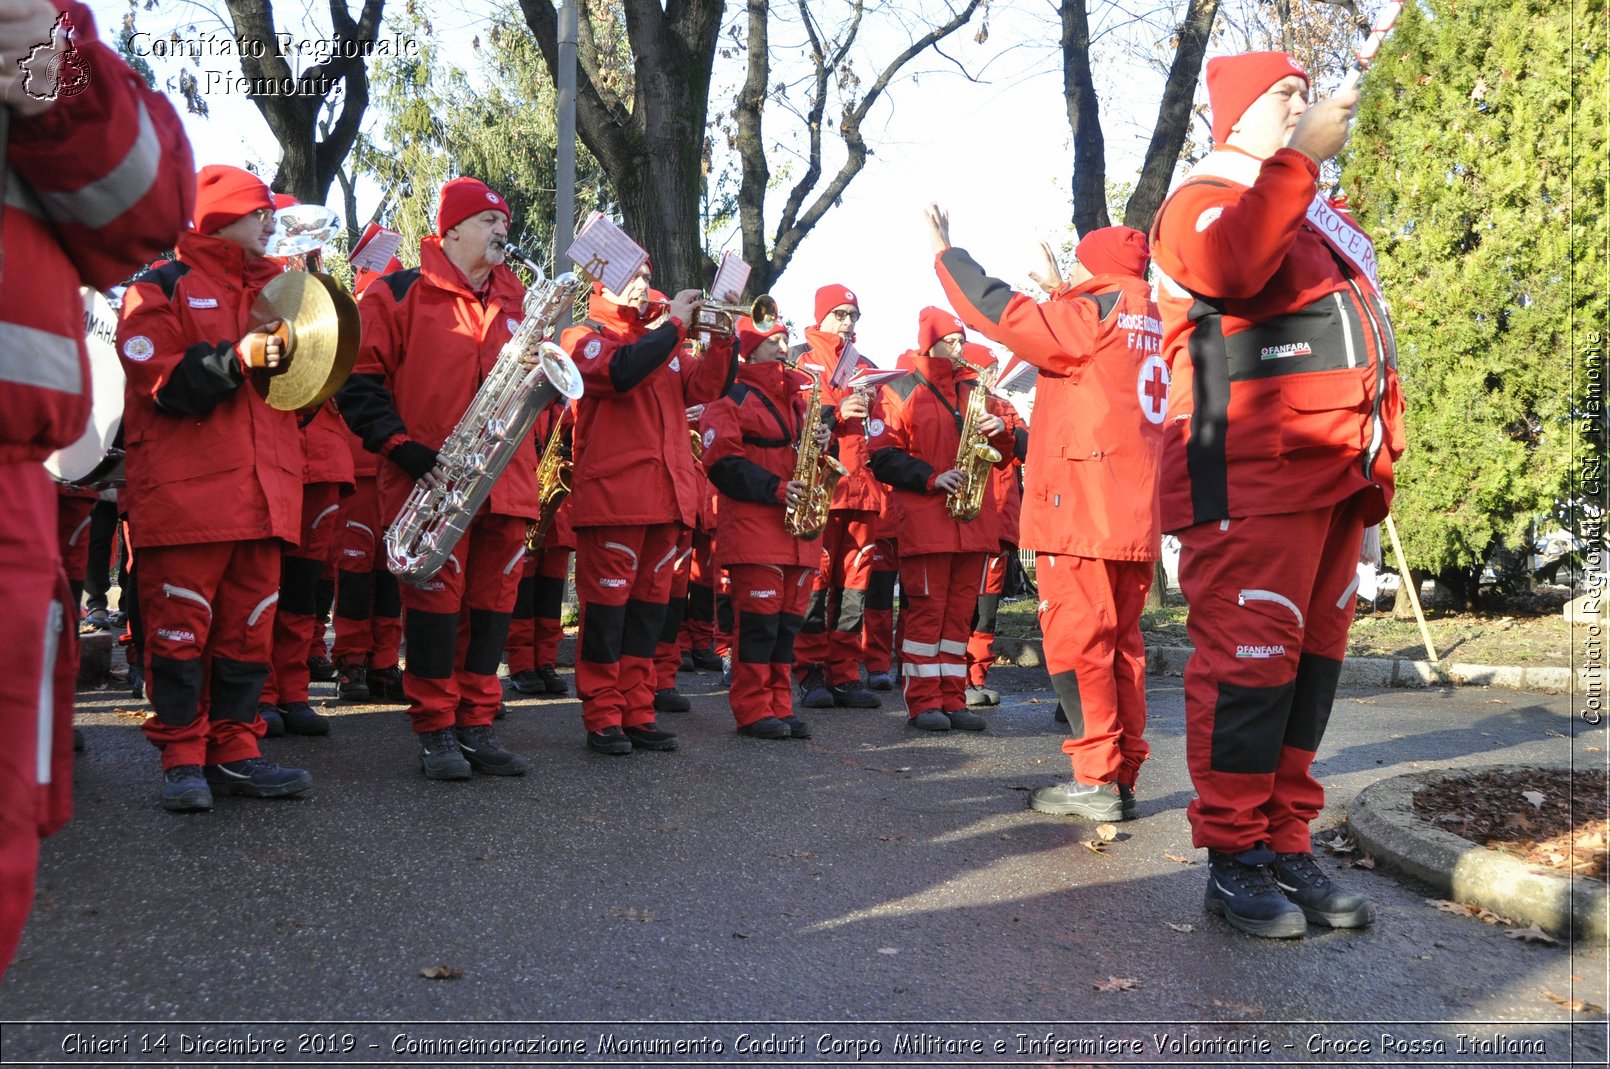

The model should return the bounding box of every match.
[783,363,849,538]
[524,417,571,552]
[945,363,1003,522]
[385,252,583,582]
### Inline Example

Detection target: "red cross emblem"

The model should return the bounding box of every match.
[1137,355,1170,425]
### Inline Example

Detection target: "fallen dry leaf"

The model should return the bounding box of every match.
[1162,852,1194,865]
[113,708,147,721]
[1321,833,1358,855]
[1521,790,1546,810]
[1504,811,1536,832]
[1543,729,1566,738]
[419,965,462,980]
[1166,922,1194,933]
[1352,698,1377,705]
[1080,840,1108,855]
[1541,987,1603,1013]
[611,907,662,923]
[1093,976,1140,992]
[1096,824,1118,842]
[1588,747,1604,754]
[1505,925,1560,946]
[1350,854,1376,869]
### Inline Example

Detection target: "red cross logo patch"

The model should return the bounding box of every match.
[1137,355,1170,425]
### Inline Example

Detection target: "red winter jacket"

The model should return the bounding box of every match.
[302,402,356,488]
[698,361,821,567]
[340,237,543,523]
[937,252,1165,561]
[561,293,735,528]
[791,327,887,514]
[0,0,194,466]
[117,234,303,548]
[1150,147,1404,531]
[982,403,1027,550]
[868,353,1014,556]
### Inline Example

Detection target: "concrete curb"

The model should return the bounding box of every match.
[990,636,1580,694]
[1348,764,1608,942]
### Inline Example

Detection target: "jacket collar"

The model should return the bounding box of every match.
[911,351,964,390]
[1066,273,1151,300]
[585,289,650,337]
[737,359,805,400]
[176,232,282,291]
[418,236,523,305]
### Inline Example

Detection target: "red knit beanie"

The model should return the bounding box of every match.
[814,284,859,326]
[737,316,789,359]
[960,341,997,372]
[436,176,510,235]
[272,193,299,210]
[1075,226,1151,279]
[193,164,274,234]
[1206,51,1309,144]
[916,306,966,354]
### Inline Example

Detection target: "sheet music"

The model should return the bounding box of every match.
[830,340,862,390]
[349,225,402,273]
[567,212,649,295]
[710,252,751,303]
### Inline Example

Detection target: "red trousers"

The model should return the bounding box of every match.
[1177,501,1365,853]
[898,552,985,715]
[728,563,814,726]
[57,494,95,587]
[681,527,719,653]
[863,534,899,675]
[263,482,343,706]
[796,508,877,685]
[507,546,571,673]
[967,548,1010,686]
[331,476,402,671]
[653,527,695,690]
[0,465,76,977]
[1038,553,1153,787]
[574,523,681,732]
[138,539,281,768]
[397,513,526,733]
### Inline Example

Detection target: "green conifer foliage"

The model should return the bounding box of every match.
[1343,0,1606,596]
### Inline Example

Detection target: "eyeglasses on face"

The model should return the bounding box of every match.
[825,308,861,323]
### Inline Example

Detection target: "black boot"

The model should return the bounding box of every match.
[1205,844,1308,939]
[1272,852,1375,928]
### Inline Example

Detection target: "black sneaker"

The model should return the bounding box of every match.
[536,664,569,695]
[418,728,473,779]
[945,708,987,731]
[1273,852,1375,928]
[679,651,696,673]
[279,700,331,736]
[830,682,881,708]
[509,669,545,695]
[965,685,1000,707]
[689,647,725,672]
[653,688,692,713]
[454,725,529,775]
[257,702,285,738]
[586,726,633,756]
[799,667,835,708]
[336,661,369,701]
[623,722,679,751]
[1030,780,1124,820]
[866,671,896,691]
[1205,845,1309,938]
[204,758,313,798]
[737,717,789,740]
[779,715,812,739]
[306,654,337,682]
[908,710,951,731]
[1118,783,1138,819]
[83,607,110,630]
[367,666,409,704]
[161,765,212,812]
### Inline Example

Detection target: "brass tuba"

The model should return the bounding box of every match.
[783,362,849,538]
[945,363,1002,522]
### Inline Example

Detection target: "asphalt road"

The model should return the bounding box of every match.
[0,665,1605,1068]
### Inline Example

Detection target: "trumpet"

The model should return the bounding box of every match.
[691,294,778,338]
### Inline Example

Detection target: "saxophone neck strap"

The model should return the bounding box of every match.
[910,370,969,434]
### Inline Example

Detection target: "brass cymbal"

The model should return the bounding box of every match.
[255,270,360,412]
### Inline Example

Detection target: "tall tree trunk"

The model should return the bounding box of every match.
[1123,0,1221,232]
[1060,0,1109,236]
[223,1,385,203]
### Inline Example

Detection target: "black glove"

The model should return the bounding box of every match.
[389,440,439,480]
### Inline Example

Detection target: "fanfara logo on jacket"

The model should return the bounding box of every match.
[155,627,196,644]
[122,336,155,362]
[1260,342,1313,360]
[753,589,778,599]
[702,427,716,449]
[599,577,628,589]
[1236,643,1287,659]
[1136,355,1170,425]
[584,338,603,360]
[187,296,218,309]
[867,418,886,437]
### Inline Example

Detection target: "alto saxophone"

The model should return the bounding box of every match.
[945,363,1003,522]
[385,254,584,582]
[783,363,849,538]
[524,417,571,552]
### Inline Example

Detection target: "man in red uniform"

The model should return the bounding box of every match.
[1148,53,1403,936]
[698,318,825,739]
[869,308,1014,731]
[118,165,312,810]
[933,214,1165,824]
[506,400,573,698]
[562,267,734,755]
[790,285,885,709]
[1,0,193,969]
[339,177,542,780]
